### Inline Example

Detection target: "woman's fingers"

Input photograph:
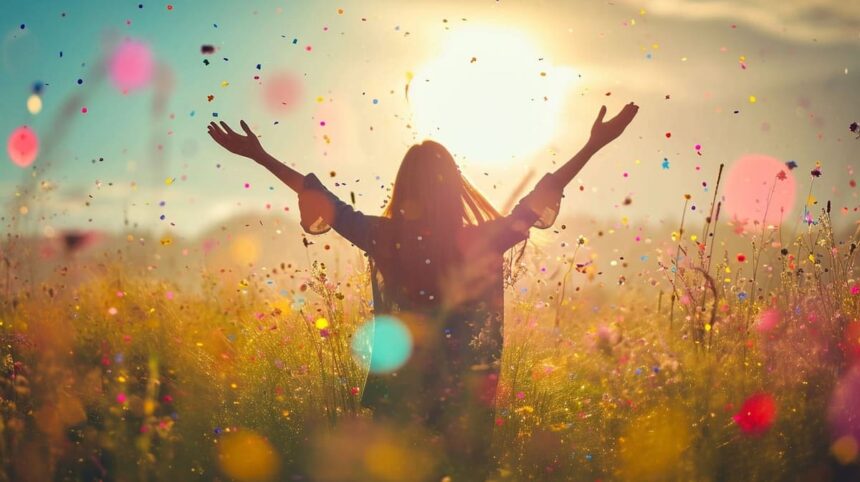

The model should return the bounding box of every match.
[208,124,230,147]
[219,121,239,137]
[240,120,254,136]
[596,105,607,123]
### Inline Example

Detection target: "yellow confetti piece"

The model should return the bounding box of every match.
[221,80,230,87]
[749,95,757,103]
[160,237,172,246]
[315,96,324,103]
[165,177,174,185]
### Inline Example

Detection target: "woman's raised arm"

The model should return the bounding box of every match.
[208,120,305,192]
[552,102,639,188]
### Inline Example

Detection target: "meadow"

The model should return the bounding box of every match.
[2,167,860,482]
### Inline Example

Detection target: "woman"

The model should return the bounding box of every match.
[208,102,638,480]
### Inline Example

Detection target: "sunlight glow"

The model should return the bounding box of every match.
[409,26,576,165]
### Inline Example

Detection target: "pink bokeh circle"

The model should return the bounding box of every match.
[262,72,302,112]
[108,39,154,93]
[7,126,39,168]
[723,154,796,226]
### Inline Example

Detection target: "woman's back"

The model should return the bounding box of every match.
[298,171,563,318]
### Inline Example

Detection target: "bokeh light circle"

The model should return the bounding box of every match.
[733,392,777,436]
[230,235,260,265]
[351,315,413,374]
[828,365,860,455]
[723,154,796,227]
[26,94,41,114]
[7,125,38,167]
[262,72,302,112]
[217,431,280,482]
[108,39,154,93]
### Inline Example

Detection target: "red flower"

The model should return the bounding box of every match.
[733,392,777,436]
[737,253,747,263]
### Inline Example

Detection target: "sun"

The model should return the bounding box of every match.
[409,25,576,166]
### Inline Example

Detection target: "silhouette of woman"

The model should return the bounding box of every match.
[208,102,638,480]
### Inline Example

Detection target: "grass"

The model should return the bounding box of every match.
[1,170,859,481]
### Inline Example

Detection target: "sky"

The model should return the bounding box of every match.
[1,0,858,239]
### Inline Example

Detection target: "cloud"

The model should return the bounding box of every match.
[625,0,860,44]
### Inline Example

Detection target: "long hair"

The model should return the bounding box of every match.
[377,140,526,309]
[382,140,500,230]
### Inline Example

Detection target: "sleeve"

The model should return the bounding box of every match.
[298,173,376,253]
[488,173,564,252]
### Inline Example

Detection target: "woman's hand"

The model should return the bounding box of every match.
[208,120,265,160]
[589,102,639,149]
